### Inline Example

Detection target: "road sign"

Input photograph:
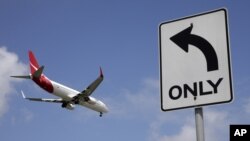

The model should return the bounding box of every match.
[159,8,233,111]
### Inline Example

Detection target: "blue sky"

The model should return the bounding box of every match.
[0,1,250,141]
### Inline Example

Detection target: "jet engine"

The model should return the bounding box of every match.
[61,103,75,110]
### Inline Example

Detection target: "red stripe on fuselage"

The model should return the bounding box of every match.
[33,75,54,93]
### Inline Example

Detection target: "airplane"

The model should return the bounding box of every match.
[11,51,108,117]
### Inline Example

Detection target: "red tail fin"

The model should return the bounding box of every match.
[28,51,40,74]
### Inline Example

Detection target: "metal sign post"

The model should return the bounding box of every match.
[195,107,205,141]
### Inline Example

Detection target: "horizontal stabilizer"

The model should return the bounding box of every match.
[11,66,44,79]
[10,75,31,79]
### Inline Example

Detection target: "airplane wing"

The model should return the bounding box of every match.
[81,67,104,96]
[72,68,104,103]
[21,91,63,103]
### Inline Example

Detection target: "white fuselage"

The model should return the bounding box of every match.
[51,80,108,113]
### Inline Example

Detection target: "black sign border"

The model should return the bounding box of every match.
[159,8,233,111]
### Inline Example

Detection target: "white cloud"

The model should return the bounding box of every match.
[148,111,196,141]
[73,75,250,141]
[106,78,160,119]
[0,47,27,118]
[159,124,196,141]
[21,108,34,122]
[106,78,195,141]
[148,108,230,141]
[202,108,229,141]
[244,98,250,114]
[106,76,250,141]
[11,108,34,125]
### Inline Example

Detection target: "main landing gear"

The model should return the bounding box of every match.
[99,112,103,117]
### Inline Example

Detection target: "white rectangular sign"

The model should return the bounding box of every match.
[159,8,233,111]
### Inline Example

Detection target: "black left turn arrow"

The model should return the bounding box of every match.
[170,23,218,72]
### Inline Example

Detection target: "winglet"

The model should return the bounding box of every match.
[100,67,104,78]
[21,90,26,99]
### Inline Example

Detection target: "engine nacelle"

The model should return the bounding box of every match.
[62,103,75,110]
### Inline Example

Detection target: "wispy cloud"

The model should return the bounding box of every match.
[112,77,250,141]
[72,76,250,141]
[148,107,231,141]
[104,78,223,141]
[148,109,195,141]
[205,108,230,141]
[157,124,196,141]
[106,78,159,119]
[244,97,250,114]
[0,47,27,118]
[11,108,34,125]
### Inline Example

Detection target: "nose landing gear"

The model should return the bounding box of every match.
[99,112,103,117]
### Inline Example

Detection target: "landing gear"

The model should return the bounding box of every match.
[99,112,103,117]
[61,102,67,108]
[74,100,79,104]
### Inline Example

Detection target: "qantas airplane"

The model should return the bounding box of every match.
[11,51,108,117]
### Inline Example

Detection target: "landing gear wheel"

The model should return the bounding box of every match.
[62,103,67,108]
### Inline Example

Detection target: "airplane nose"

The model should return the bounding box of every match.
[98,101,109,113]
[103,104,109,113]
